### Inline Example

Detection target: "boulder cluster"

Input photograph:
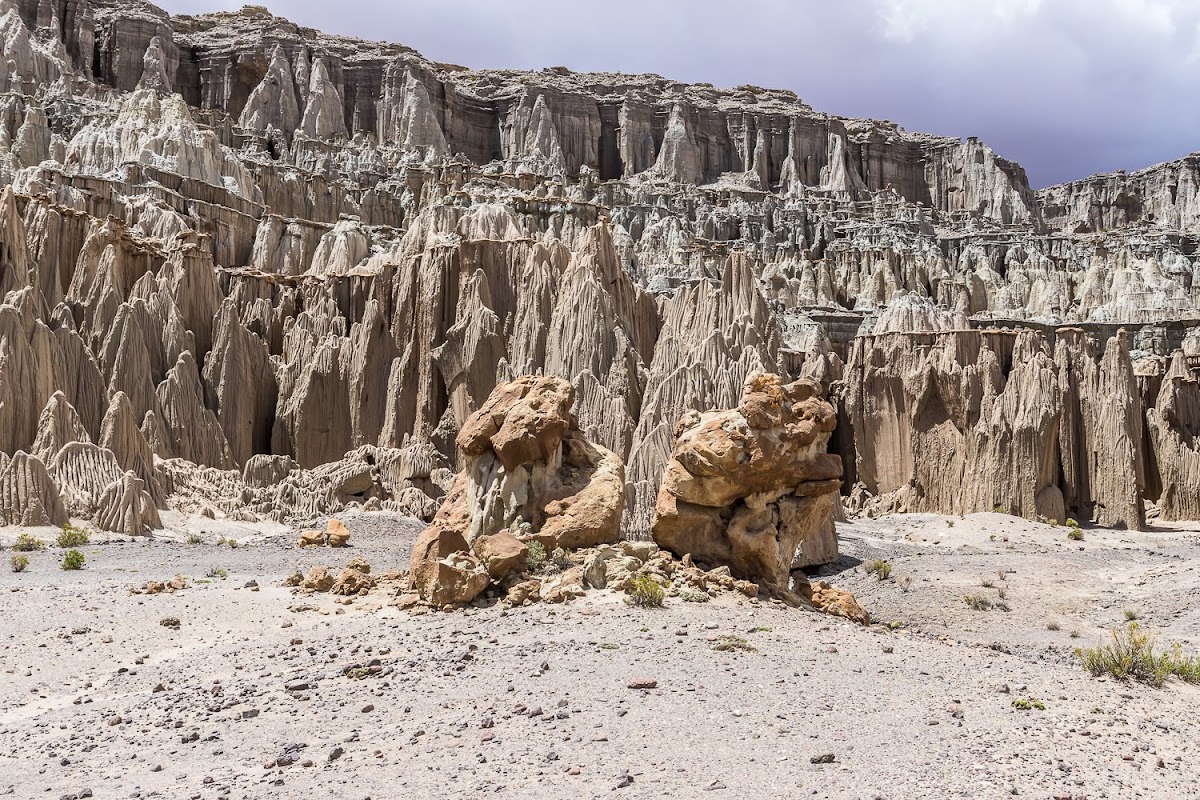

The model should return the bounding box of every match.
[407,373,849,611]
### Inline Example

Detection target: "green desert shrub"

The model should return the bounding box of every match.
[61,550,85,571]
[1076,623,1200,688]
[10,555,28,573]
[626,574,665,608]
[865,559,892,581]
[56,524,90,548]
[12,534,45,552]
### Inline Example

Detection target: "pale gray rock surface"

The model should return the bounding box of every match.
[0,0,1195,536]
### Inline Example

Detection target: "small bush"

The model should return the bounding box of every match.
[1047,621,1061,631]
[996,586,1007,600]
[626,574,665,608]
[1066,518,1080,528]
[680,589,710,603]
[1124,608,1139,621]
[1076,623,1200,687]
[206,567,227,579]
[1012,698,1046,711]
[226,539,239,549]
[1067,529,1084,541]
[898,575,913,592]
[56,524,90,548]
[10,555,29,573]
[185,533,204,545]
[12,534,45,552]
[710,635,757,653]
[159,617,181,630]
[526,541,546,571]
[964,594,992,611]
[980,577,995,588]
[1047,518,1059,527]
[61,550,85,571]
[866,559,892,581]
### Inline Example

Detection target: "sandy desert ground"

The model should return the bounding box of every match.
[3,512,1200,800]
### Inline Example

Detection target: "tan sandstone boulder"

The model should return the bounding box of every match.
[411,375,626,605]
[651,373,843,592]
[326,518,351,547]
[796,578,870,626]
[472,531,527,580]
[297,529,325,547]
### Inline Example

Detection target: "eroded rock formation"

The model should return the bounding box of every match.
[0,0,1195,538]
[410,375,624,605]
[652,373,842,591]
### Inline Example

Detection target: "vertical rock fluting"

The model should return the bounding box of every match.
[0,1,1193,534]
[843,326,1148,529]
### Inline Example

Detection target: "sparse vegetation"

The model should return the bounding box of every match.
[679,589,710,603]
[749,626,772,634]
[12,534,45,552]
[159,617,181,630]
[226,538,239,549]
[964,594,992,611]
[10,554,28,573]
[1066,518,1080,529]
[980,577,995,588]
[206,567,228,579]
[1076,623,1200,687]
[1012,698,1046,711]
[1124,608,1140,621]
[1047,518,1059,527]
[1047,621,1061,631]
[1068,528,1084,541]
[898,575,913,592]
[866,559,892,581]
[61,549,85,571]
[710,635,757,653]
[56,524,89,548]
[626,574,665,608]
[526,540,546,571]
[996,586,1007,600]
[185,533,204,545]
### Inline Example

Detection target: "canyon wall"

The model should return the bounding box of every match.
[0,0,1196,533]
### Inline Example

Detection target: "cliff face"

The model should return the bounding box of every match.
[0,0,1196,533]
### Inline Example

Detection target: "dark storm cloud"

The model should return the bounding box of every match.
[155,0,1200,187]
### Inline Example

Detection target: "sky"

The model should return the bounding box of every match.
[153,0,1200,187]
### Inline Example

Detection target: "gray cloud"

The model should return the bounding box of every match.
[154,0,1200,187]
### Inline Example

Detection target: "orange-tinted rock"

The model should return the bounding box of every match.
[652,373,842,591]
[473,531,527,580]
[796,578,870,626]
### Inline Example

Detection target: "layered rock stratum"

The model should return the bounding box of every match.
[0,0,1197,535]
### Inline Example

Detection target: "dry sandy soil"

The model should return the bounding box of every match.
[2,511,1200,800]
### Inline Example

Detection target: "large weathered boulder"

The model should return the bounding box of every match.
[451,375,624,550]
[472,531,527,581]
[651,373,842,592]
[409,375,626,605]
